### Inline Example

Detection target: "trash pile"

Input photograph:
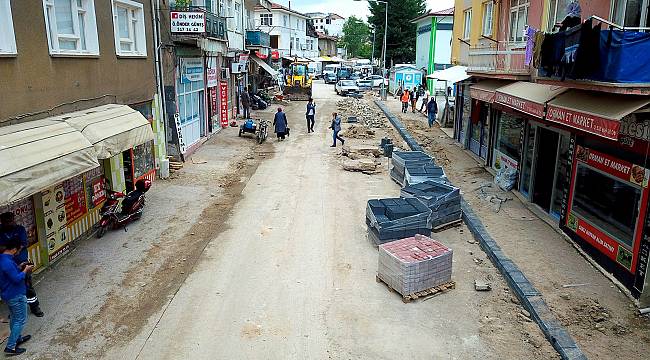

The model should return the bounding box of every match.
[366,197,432,246]
[401,181,461,228]
[336,98,387,128]
[377,234,453,297]
[340,144,384,173]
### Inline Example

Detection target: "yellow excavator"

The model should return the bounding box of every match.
[283,61,312,101]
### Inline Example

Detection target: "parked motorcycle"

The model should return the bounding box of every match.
[251,94,268,110]
[96,179,152,238]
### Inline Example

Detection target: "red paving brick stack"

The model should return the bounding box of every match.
[377,234,453,296]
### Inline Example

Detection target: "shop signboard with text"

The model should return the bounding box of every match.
[180,58,204,84]
[546,105,620,141]
[219,82,228,128]
[40,184,70,262]
[171,11,205,33]
[470,88,496,103]
[566,146,649,272]
[495,92,545,118]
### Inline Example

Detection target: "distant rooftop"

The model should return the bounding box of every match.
[410,7,454,22]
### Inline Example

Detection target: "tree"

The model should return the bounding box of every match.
[338,16,372,59]
[368,0,426,66]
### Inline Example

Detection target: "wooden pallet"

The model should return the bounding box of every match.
[432,218,462,232]
[376,275,456,303]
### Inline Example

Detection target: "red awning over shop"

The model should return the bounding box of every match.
[495,82,567,118]
[545,90,650,141]
[469,80,513,103]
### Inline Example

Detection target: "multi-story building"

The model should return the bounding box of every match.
[254,3,319,60]
[316,32,338,57]
[450,0,650,306]
[411,8,454,87]
[0,0,163,271]
[305,12,345,37]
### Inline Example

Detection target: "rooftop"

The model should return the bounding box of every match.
[254,2,308,18]
[410,7,454,22]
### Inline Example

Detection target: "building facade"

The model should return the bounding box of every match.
[451,0,650,307]
[0,0,162,271]
[316,32,338,57]
[304,12,345,37]
[254,3,319,59]
[411,8,454,89]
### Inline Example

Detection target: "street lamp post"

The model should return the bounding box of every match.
[355,0,388,100]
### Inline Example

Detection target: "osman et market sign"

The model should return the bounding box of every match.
[171,11,206,33]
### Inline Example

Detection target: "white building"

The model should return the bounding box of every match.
[305,12,345,37]
[411,8,454,72]
[254,2,319,59]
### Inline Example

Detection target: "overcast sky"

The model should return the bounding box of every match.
[278,0,455,20]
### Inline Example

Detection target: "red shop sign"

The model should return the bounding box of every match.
[219,82,229,128]
[91,178,106,207]
[495,92,545,118]
[573,216,619,262]
[470,88,495,103]
[546,105,620,141]
[575,145,648,185]
[210,87,218,115]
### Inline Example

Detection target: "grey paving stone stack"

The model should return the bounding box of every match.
[377,234,453,296]
[403,163,448,186]
[390,151,434,186]
[366,197,432,245]
[401,181,462,228]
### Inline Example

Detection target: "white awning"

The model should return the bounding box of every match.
[426,66,470,83]
[251,54,279,77]
[52,104,155,159]
[0,120,100,206]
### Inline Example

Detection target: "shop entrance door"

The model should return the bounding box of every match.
[532,128,560,212]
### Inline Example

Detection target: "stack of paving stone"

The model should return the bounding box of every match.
[366,197,432,246]
[403,163,448,186]
[401,181,462,228]
[390,151,434,186]
[377,234,453,296]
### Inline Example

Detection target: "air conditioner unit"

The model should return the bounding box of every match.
[221,68,230,79]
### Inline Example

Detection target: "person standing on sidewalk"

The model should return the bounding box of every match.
[426,97,438,127]
[240,87,251,119]
[419,87,430,113]
[329,112,345,147]
[0,236,33,355]
[0,212,43,318]
[400,88,410,113]
[306,98,316,133]
[273,107,288,141]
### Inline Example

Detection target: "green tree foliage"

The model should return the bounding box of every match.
[368,0,426,66]
[338,16,372,58]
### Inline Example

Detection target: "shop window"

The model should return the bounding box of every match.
[612,0,650,28]
[0,0,16,55]
[509,0,529,42]
[112,0,147,57]
[495,112,523,163]
[260,13,272,26]
[133,141,155,179]
[42,0,100,56]
[482,1,494,37]
[463,9,472,40]
[572,163,642,248]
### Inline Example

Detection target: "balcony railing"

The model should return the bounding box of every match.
[467,42,528,76]
[246,30,271,48]
[170,6,227,41]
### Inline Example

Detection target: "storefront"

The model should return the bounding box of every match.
[454,81,471,147]
[177,57,207,151]
[468,80,513,162]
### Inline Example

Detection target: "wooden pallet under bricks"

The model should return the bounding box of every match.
[376,275,456,303]
[432,218,463,233]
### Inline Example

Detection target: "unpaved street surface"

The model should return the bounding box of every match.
[19,83,558,359]
[386,96,650,360]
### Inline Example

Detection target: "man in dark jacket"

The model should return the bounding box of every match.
[329,112,345,147]
[240,87,251,119]
[273,107,288,141]
[0,212,43,317]
[306,98,316,133]
[426,97,438,128]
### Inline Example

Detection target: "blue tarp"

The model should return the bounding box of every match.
[599,30,650,83]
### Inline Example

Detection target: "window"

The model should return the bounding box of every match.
[547,0,571,31]
[0,0,16,54]
[612,0,650,28]
[283,14,288,27]
[43,0,99,55]
[295,38,299,50]
[495,112,523,163]
[463,9,472,39]
[571,162,642,248]
[226,0,233,28]
[260,13,272,26]
[111,0,146,57]
[234,2,241,31]
[482,1,494,36]
[509,0,529,42]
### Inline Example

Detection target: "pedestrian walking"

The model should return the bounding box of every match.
[400,88,410,113]
[426,97,438,128]
[306,98,316,133]
[0,236,33,355]
[330,112,345,147]
[273,107,288,141]
[240,87,251,119]
[419,88,430,113]
[410,88,418,113]
[0,212,43,318]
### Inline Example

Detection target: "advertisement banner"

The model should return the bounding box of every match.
[0,198,37,247]
[567,214,624,265]
[207,68,218,88]
[91,178,106,207]
[219,82,229,128]
[41,184,69,262]
[180,58,204,83]
[210,87,218,115]
[495,92,545,118]
[575,145,649,187]
[546,105,620,140]
[170,11,205,33]
[470,88,496,103]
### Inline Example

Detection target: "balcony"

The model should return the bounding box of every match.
[467,42,529,79]
[170,6,227,42]
[246,30,271,48]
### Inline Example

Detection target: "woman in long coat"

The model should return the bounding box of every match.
[273,107,288,141]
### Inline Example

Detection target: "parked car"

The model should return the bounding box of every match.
[335,80,359,96]
[363,75,388,87]
[356,78,373,89]
[324,72,338,84]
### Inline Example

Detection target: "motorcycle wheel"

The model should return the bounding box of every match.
[96,225,108,238]
[238,128,243,137]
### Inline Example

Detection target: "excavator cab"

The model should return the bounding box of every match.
[283,61,312,101]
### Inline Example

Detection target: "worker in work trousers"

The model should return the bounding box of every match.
[0,212,44,317]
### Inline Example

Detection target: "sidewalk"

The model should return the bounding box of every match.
[383,96,650,360]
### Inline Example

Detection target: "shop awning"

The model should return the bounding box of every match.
[426,66,469,83]
[495,82,567,118]
[545,90,650,141]
[52,104,155,159]
[0,120,100,206]
[470,80,513,103]
[282,56,312,62]
[251,55,279,77]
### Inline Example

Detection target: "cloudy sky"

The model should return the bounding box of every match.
[277,0,455,20]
